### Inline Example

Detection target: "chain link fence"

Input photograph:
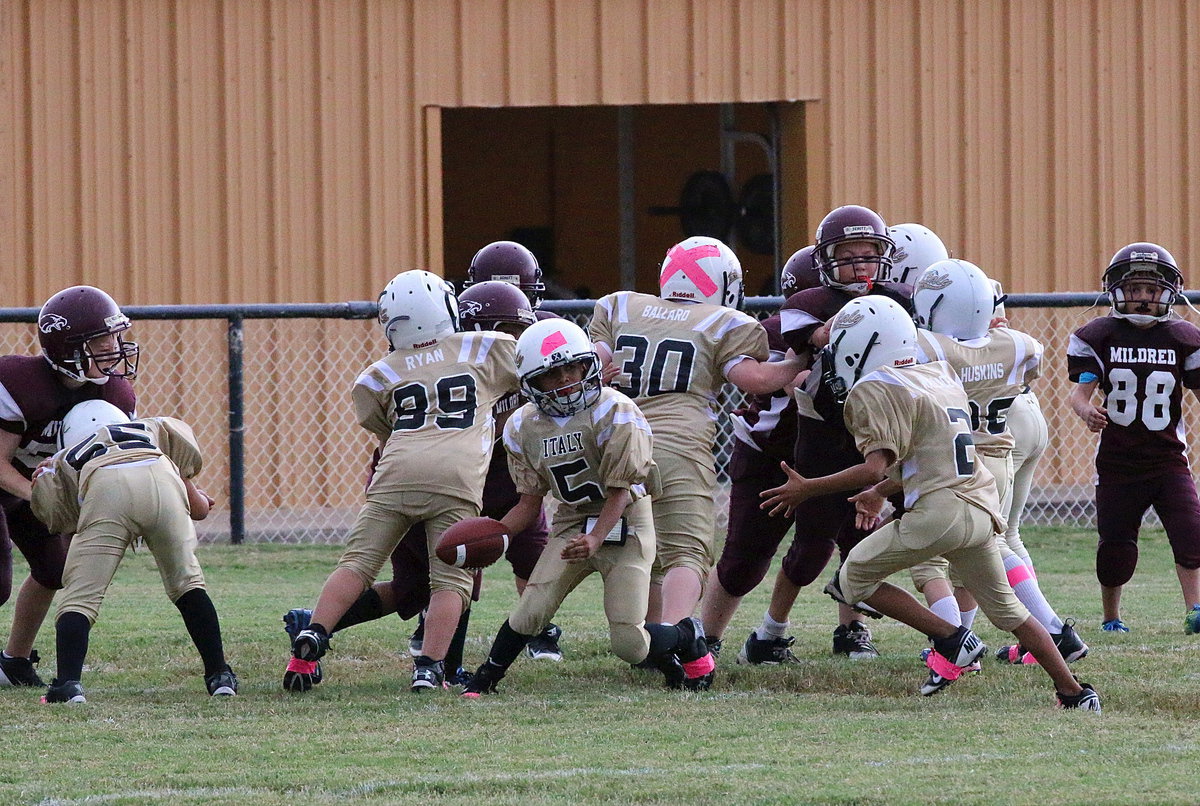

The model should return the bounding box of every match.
[3,295,1195,543]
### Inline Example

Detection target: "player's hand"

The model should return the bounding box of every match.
[989,315,1009,329]
[31,457,54,481]
[849,487,886,531]
[759,462,811,518]
[561,531,604,563]
[1079,404,1107,432]
[811,322,832,350]
[600,362,620,386]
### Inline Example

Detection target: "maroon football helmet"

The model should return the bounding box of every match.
[463,241,545,306]
[458,280,537,334]
[780,245,820,296]
[1103,241,1183,324]
[813,205,895,292]
[38,286,139,383]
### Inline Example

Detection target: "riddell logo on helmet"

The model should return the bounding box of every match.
[413,339,438,349]
[893,357,916,367]
[842,225,874,236]
[39,314,69,334]
[669,291,697,299]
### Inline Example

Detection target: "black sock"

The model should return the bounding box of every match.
[333,588,385,633]
[444,608,471,672]
[486,620,535,669]
[174,589,227,677]
[55,611,92,682]
[645,622,681,658]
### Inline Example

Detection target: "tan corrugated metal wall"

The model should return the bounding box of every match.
[2,0,1197,306]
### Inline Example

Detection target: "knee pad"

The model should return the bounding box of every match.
[610,623,651,665]
[1096,541,1138,588]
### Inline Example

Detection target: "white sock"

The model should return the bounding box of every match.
[959,607,978,629]
[756,612,789,640]
[1004,554,1063,633]
[930,596,962,627]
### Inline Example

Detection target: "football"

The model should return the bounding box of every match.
[435,516,510,569]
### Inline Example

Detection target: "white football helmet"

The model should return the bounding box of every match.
[659,236,744,309]
[515,319,602,417]
[59,399,131,451]
[912,259,996,341]
[822,296,918,402]
[991,279,1007,319]
[887,223,949,285]
[378,270,460,351]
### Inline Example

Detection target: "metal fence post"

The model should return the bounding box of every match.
[227,315,245,544]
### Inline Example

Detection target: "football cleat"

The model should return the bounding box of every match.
[994,643,1034,665]
[0,650,44,687]
[737,631,799,665]
[282,658,323,693]
[1053,620,1089,663]
[41,678,86,705]
[205,666,239,697]
[282,608,313,641]
[446,666,474,688]
[931,626,986,668]
[919,649,975,696]
[1185,605,1200,635]
[1101,618,1130,633]
[920,646,981,674]
[525,623,564,662]
[822,573,884,619]
[411,656,448,692]
[461,661,505,698]
[1056,682,1102,712]
[652,652,687,689]
[705,638,723,659]
[292,627,330,662]
[832,621,879,660]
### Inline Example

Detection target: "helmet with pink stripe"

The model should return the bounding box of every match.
[658,236,744,310]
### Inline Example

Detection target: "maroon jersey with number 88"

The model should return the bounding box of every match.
[1067,316,1200,482]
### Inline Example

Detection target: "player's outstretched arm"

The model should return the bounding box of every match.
[184,478,214,521]
[726,352,806,395]
[759,449,893,518]
[500,493,544,539]
[1068,381,1107,433]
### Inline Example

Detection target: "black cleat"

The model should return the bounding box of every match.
[0,650,44,687]
[525,623,564,661]
[41,678,85,704]
[461,661,506,698]
[205,665,239,696]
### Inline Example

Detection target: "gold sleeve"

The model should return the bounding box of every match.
[157,417,204,479]
[30,459,80,535]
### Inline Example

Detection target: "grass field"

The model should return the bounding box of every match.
[3,526,1199,805]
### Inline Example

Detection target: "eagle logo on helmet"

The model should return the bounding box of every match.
[39,313,69,334]
[459,300,484,318]
[916,271,953,292]
[833,309,865,330]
